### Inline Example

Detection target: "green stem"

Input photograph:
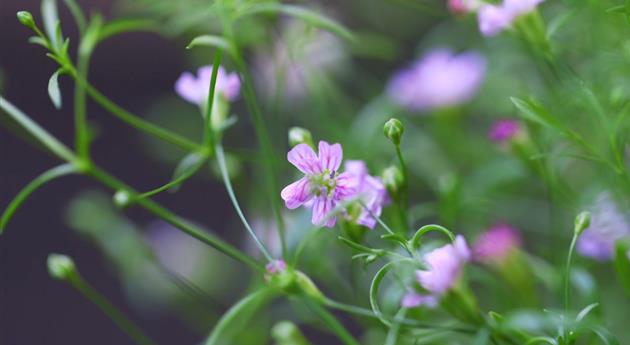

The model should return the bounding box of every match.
[67,272,157,345]
[216,144,274,262]
[87,165,263,272]
[564,232,579,313]
[74,43,91,159]
[230,41,288,259]
[300,297,360,345]
[70,70,201,152]
[204,49,222,150]
[394,144,409,229]
[385,308,407,345]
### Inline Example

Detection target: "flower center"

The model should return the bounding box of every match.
[309,169,338,197]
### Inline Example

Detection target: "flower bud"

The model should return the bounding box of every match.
[271,321,311,345]
[17,11,36,30]
[383,118,404,146]
[295,271,324,302]
[113,190,132,208]
[574,211,591,236]
[288,127,314,148]
[47,253,76,280]
[382,166,403,199]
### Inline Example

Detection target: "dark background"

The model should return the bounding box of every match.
[1,1,236,344]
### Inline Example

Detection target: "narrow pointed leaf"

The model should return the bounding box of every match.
[41,0,61,50]
[48,69,63,109]
[98,19,158,42]
[576,303,599,323]
[186,35,234,55]
[1,163,77,234]
[614,241,630,297]
[205,288,276,345]
[168,152,206,192]
[510,97,562,131]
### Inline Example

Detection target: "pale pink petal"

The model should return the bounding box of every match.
[312,195,336,228]
[401,292,438,308]
[288,144,322,174]
[334,171,359,200]
[281,177,313,209]
[175,72,204,105]
[318,141,343,172]
[221,72,241,101]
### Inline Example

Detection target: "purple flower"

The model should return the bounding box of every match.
[489,119,522,143]
[577,193,630,261]
[175,65,240,105]
[403,235,471,308]
[387,49,486,112]
[478,0,545,37]
[281,141,358,228]
[473,223,522,263]
[343,160,389,229]
[448,0,482,14]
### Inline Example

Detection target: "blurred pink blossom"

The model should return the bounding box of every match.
[343,160,389,229]
[577,193,630,261]
[473,223,522,263]
[387,49,486,112]
[175,65,240,105]
[478,0,545,37]
[489,119,522,143]
[403,235,471,308]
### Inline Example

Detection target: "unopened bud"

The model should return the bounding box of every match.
[574,211,591,236]
[47,253,76,280]
[113,190,132,208]
[384,118,404,146]
[271,321,311,345]
[288,127,314,148]
[295,271,324,302]
[17,11,35,30]
[382,166,403,199]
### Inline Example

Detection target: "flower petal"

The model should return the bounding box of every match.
[318,141,343,172]
[175,72,204,105]
[288,144,321,174]
[281,177,313,209]
[312,195,336,228]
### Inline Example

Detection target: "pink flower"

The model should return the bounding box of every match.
[343,160,389,229]
[175,65,240,105]
[448,0,482,14]
[473,223,522,263]
[577,193,630,261]
[281,141,358,228]
[478,0,545,37]
[265,260,287,274]
[489,119,522,143]
[387,49,486,112]
[403,235,471,308]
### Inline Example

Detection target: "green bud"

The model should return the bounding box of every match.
[17,11,36,30]
[271,321,311,345]
[383,118,404,146]
[47,253,76,280]
[295,271,324,302]
[288,127,314,148]
[574,211,591,236]
[382,166,403,199]
[113,190,132,208]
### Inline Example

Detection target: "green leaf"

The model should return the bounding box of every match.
[61,0,86,35]
[614,241,630,297]
[589,326,620,345]
[28,36,49,48]
[576,303,599,323]
[510,97,563,131]
[186,35,235,55]
[204,288,276,345]
[337,236,377,253]
[0,96,76,161]
[48,69,63,109]
[238,4,354,41]
[168,152,207,192]
[79,15,103,58]
[606,5,626,13]
[1,164,77,234]
[98,18,158,43]
[41,0,61,50]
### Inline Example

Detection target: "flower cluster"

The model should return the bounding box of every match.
[281,142,387,229]
[387,49,486,112]
[577,193,630,261]
[403,235,471,308]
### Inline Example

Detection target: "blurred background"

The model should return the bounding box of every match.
[3,0,630,344]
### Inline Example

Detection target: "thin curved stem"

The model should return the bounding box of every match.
[215,144,274,262]
[1,163,78,233]
[87,165,263,272]
[564,232,579,313]
[300,296,360,345]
